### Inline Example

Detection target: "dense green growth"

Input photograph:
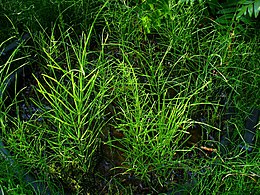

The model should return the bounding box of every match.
[0,0,259,194]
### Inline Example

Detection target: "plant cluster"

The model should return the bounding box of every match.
[0,0,259,194]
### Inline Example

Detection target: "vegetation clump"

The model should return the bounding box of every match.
[0,0,259,194]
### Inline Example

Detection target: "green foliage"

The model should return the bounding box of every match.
[136,0,205,33]
[179,0,204,4]
[178,0,260,19]
[0,0,259,193]
[136,0,172,33]
[134,0,259,34]
[215,0,260,25]
[237,0,260,18]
